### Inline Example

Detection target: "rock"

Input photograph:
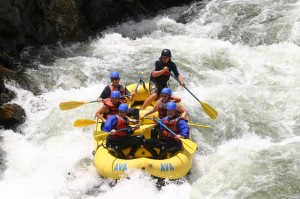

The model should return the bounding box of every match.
[0,103,26,129]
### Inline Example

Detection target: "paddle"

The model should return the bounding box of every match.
[188,123,211,128]
[170,73,218,120]
[153,118,197,155]
[59,94,131,111]
[60,100,98,110]
[143,118,210,128]
[134,72,145,93]
[130,72,144,107]
[94,126,138,140]
[74,119,137,127]
[74,119,101,127]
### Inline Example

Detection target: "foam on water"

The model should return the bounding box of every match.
[1,0,300,198]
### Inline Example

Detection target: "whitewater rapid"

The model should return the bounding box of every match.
[1,0,300,198]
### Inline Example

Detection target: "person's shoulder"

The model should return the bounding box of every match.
[155,59,162,65]
[169,61,177,67]
[107,114,117,120]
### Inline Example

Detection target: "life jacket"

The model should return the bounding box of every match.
[110,115,129,138]
[162,116,184,141]
[109,84,127,103]
[103,98,120,119]
[109,84,126,96]
[157,96,181,119]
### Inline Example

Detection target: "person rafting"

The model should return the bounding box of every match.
[103,103,143,159]
[140,87,188,120]
[97,71,133,102]
[140,87,189,138]
[140,49,185,109]
[95,90,123,122]
[142,102,189,159]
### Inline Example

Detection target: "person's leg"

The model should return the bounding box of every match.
[158,140,182,159]
[141,81,158,110]
[141,93,157,109]
[127,135,144,158]
[112,145,127,159]
[151,127,158,139]
[142,139,161,159]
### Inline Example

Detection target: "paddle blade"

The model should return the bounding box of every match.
[94,132,109,141]
[74,119,97,127]
[188,123,211,128]
[181,139,197,155]
[59,101,89,110]
[200,101,218,120]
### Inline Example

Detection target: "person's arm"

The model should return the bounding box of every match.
[102,116,117,132]
[151,63,169,77]
[124,86,134,101]
[95,105,109,122]
[171,65,184,86]
[176,119,189,139]
[151,68,169,77]
[177,103,188,120]
[178,75,184,86]
[141,103,159,119]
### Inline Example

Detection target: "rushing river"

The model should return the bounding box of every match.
[1,0,300,198]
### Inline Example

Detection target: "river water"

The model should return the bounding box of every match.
[1,0,300,198]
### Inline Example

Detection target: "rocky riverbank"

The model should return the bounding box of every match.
[0,0,194,130]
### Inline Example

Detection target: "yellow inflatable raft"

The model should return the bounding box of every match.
[93,82,197,179]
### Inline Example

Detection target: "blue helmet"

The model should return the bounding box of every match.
[111,90,121,98]
[166,102,177,111]
[161,87,172,96]
[110,71,120,78]
[118,103,128,112]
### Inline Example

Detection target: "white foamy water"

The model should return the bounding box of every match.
[1,0,300,198]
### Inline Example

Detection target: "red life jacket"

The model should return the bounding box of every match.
[157,96,181,119]
[162,116,183,141]
[109,84,126,96]
[103,98,120,119]
[111,115,129,137]
[109,84,127,103]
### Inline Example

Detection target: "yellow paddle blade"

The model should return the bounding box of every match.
[188,123,211,128]
[181,138,197,155]
[74,119,98,127]
[59,101,89,110]
[200,101,218,120]
[94,132,109,141]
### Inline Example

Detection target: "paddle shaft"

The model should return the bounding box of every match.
[170,73,201,102]
[144,118,210,128]
[154,118,180,138]
[134,72,144,93]
[153,118,198,154]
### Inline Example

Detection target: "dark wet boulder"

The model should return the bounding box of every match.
[0,103,26,129]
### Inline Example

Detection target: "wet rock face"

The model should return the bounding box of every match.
[0,104,26,129]
[0,0,194,130]
[0,64,25,130]
[0,0,194,52]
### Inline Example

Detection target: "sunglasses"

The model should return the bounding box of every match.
[160,94,169,98]
[118,111,126,114]
[111,78,120,81]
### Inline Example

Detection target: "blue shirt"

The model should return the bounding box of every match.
[102,115,119,132]
[102,115,133,135]
[159,116,189,138]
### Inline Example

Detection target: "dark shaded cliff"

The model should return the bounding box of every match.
[0,0,194,129]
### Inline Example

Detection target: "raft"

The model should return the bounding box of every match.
[93,82,197,180]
